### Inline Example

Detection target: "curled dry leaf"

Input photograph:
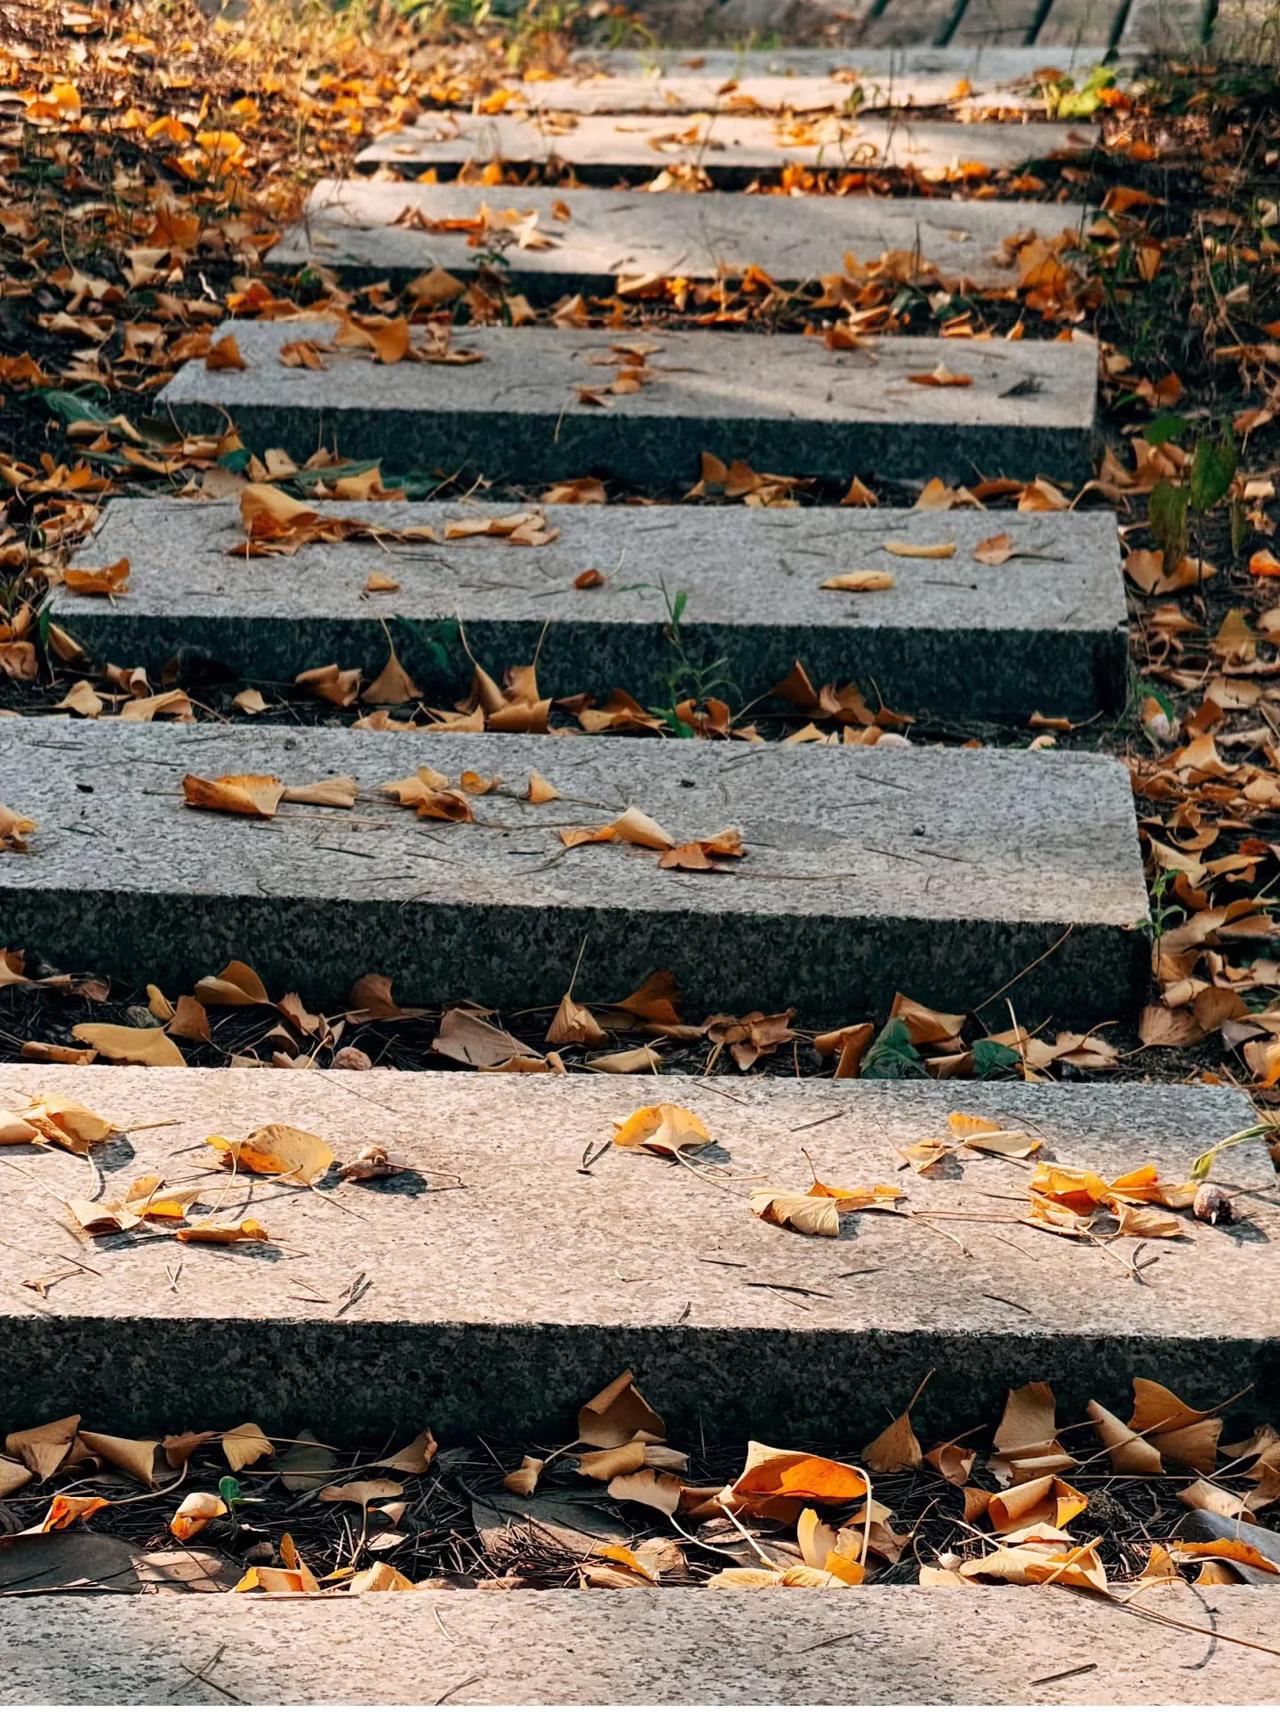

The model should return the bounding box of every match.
[281,777,358,810]
[561,806,676,852]
[960,1537,1107,1592]
[503,1456,544,1498]
[78,1432,159,1488]
[988,1381,1076,1486]
[658,828,745,871]
[205,1123,334,1185]
[882,539,956,559]
[725,1443,867,1522]
[377,1430,438,1475]
[612,1104,711,1157]
[973,532,1015,565]
[586,1046,663,1074]
[337,1143,412,1181]
[907,364,972,388]
[749,1188,840,1237]
[527,770,559,804]
[319,1479,404,1507]
[70,1023,185,1067]
[182,772,285,819]
[986,1475,1087,1534]
[862,1411,923,1475]
[821,571,896,591]
[11,1096,116,1155]
[297,663,362,707]
[0,802,37,852]
[350,1563,418,1593]
[925,1442,976,1486]
[206,333,246,371]
[170,1491,227,1541]
[195,960,269,1007]
[607,1468,682,1515]
[175,1218,269,1245]
[5,1414,80,1481]
[547,992,607,1048]
[63,557,130,597]
[578,1371,666,1449]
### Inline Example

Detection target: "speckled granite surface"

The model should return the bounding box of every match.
[0,1068,1271,1439]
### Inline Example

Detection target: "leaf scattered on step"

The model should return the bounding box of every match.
[206,1124,334,1185]
[182,772,285,818]
[820,571,896,591]
[613,1103,711,1157]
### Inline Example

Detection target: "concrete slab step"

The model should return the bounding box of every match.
[60,498,1127,723]
[0,724,1146,1020]
[359,112,1085,182]
[567,45,1124,102]
[273,179,1090,297]
[0,1068,1267,1439]
[158,320,1099,489]
[4,1586,1279,1703]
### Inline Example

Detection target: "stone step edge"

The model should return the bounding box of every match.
[0,1587,1277,1705]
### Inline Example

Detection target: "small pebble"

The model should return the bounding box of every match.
[332,1045,373,1072]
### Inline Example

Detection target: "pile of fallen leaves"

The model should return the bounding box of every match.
[0,949,1142,1085]
[3,1369,1279,1611]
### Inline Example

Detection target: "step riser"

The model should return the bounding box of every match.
[63,499,1129,724]
[0,726,1147,1020]
[54,611,1129,724]
[159,322,1099,490]
[4,1317,1272,1443]
[0,890,1146,1025]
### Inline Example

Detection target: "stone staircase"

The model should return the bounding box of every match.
[4,8,1278,1703]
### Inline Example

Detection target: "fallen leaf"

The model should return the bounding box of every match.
[613,1104,711,1157]
[908,364,972,388]
[862,1411,923,1474]
[205,1124,334,1185]
[821,571,896,592]
[882,539,956,559]
[182,772,285,818]
[70,1023,185,1068]
[578,1372,665,1449]
[63,557,130,597]
[78,1432,159,1488]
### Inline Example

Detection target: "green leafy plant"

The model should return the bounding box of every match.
[1041,63,1116,120]
[1148,424,1237,575]
[860,1018,927,1080]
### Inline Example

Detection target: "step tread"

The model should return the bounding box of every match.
[0,723,1145,1015]
[0,1068,1267,1438]
[158,319,1099,488]
[62,498,1127,721]
[2,1586,1278,1704]
[272,179,1091,294]
[360,111,1084,177]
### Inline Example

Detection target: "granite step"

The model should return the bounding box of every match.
[6,1586,1279,1704]
[59,498,1127,723]
[158,320,1099,490]
[274,179,1090,297]
[0,1068,1268,1440]
[0,724,1146,1021]
[358,112,1085,183]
